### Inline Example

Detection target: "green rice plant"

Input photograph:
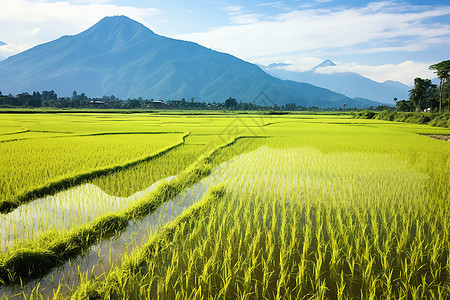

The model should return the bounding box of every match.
[0,132,188,212]
[68,126,449,299]
[91,142,204,197]
[0,134,260,287]
[70,184,226,300]
[1,113,449,299]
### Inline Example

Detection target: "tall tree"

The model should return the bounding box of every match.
[408,78,437,112]
[42,90,57,101]
[396,100,413,112]
[30,91,42,107]
[429,60,450,112]
[224,97,237,109]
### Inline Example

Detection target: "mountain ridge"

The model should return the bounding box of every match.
[262,60,410,104]
[0,16,381,108]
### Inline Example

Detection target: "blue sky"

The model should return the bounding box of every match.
[0,0,449,85]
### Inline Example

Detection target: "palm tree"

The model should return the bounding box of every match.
[429,60,450,112]
[408,78,436,112]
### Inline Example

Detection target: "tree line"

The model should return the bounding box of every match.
[0,91,360,112]
[395,60,450,112]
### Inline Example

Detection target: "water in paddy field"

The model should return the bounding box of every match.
[0,176,177,251]
[0,180,212,299]
[0,147,294,251]
[1,147,429,298]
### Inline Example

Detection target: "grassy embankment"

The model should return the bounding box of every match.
[353,110,450,128]
[0,135,263,285]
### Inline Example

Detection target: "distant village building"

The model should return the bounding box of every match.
[143,100,168,109]
[89,99,106,108]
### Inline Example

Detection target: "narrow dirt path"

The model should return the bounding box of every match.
[425,134,450,141]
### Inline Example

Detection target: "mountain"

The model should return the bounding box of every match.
[0,16,381,108]
[262,60,410,104]
[312,59,336,69]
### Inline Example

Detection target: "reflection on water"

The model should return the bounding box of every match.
[0,148,273,298]
[0,176,176,251]
[1,147,428,298]
[0,180,211,299]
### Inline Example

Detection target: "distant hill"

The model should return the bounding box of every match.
[312,59,336,69]
[0,16,381,108]
[262,60,410,104]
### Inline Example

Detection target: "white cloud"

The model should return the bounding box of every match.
[230,14,261,24]
[222,5,261,24]
[267,56,323,71]
[0,44,18,61]
[178,2,450,83]
[222,5,243,15]
[269,57,434,85]
[72,0,112,3]
[180,2,450,59]
[259,1,292,10]
[260,1,283,7]
[312,60,435,85]
[26,28,43,36]
[34,0,112,3]
[0,0,159,58]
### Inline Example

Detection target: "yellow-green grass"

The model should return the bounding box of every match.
[0,132,188,212]
[0,135,244,252]
[0,112,272,212]
[89,132,266,198]
[71,184,227,300]
[91,134,223,198]
[0,112,449,298]
[0,131,74,143]
[0,134,263,285]
[68,117,449,299]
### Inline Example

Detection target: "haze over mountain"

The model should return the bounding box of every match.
[262,60,410,104]
[0,16,382,108]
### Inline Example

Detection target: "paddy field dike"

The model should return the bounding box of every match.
[0,111,449,299]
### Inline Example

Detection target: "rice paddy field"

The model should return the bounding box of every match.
[0,112,449,299]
